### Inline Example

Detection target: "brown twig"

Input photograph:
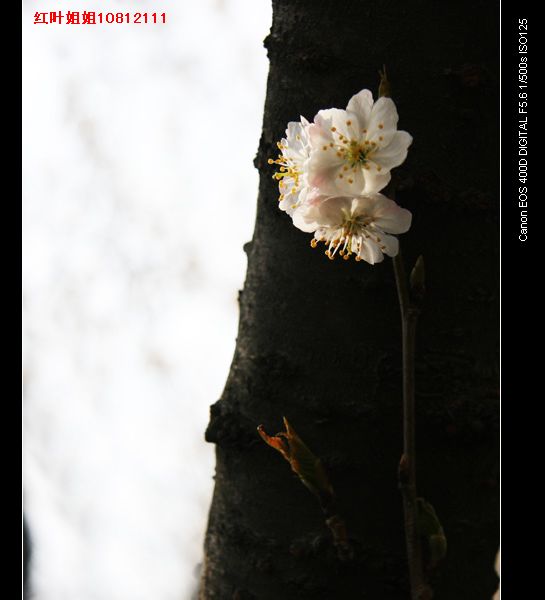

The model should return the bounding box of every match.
[393,251,432,600]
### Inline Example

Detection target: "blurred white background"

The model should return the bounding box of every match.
[22,1,271,598]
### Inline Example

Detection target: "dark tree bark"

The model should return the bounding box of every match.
[201,1,499,598]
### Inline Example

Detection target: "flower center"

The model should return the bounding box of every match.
[345,141,370,166]
[337,139,379,171]
[310,214,387,261]
[329,127,382,173]
[268,142,302,203]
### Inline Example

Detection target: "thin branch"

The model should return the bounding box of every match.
[393,251,432,600]
[393,251,410,317]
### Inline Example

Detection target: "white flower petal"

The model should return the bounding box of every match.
[372,131,412,170]
[307,122,331,148]
[378,233,399,257]
[316,196,352,223]
[366,97,399,146]
[346,89,374,129]
[279,197,299,216]
[361,168,391,194]
[326,164,365,195]
[307,161,344,195]
[348,193,412,235]
[292,206,321,232]
[285,122,311,155]
[314,108,346,132]
[314,108,363,140]
[350,192,382,215]
[286,121,301,138]
[369,197,412,234]
[359,239,384,264]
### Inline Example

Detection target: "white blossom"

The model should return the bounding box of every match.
[269,87,414,267]
[293,193,412,264]
[268,117,315,215]
[306,89,412,195]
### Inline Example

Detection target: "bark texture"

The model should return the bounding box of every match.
[201,1,499,598]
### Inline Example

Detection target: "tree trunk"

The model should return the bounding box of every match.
[201,1,499,598]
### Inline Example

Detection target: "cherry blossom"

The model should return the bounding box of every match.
[307,89,412,195]
[268,117,315,215]
[293,193,412,264]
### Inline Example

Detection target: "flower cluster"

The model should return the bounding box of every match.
[270,89,413,264]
